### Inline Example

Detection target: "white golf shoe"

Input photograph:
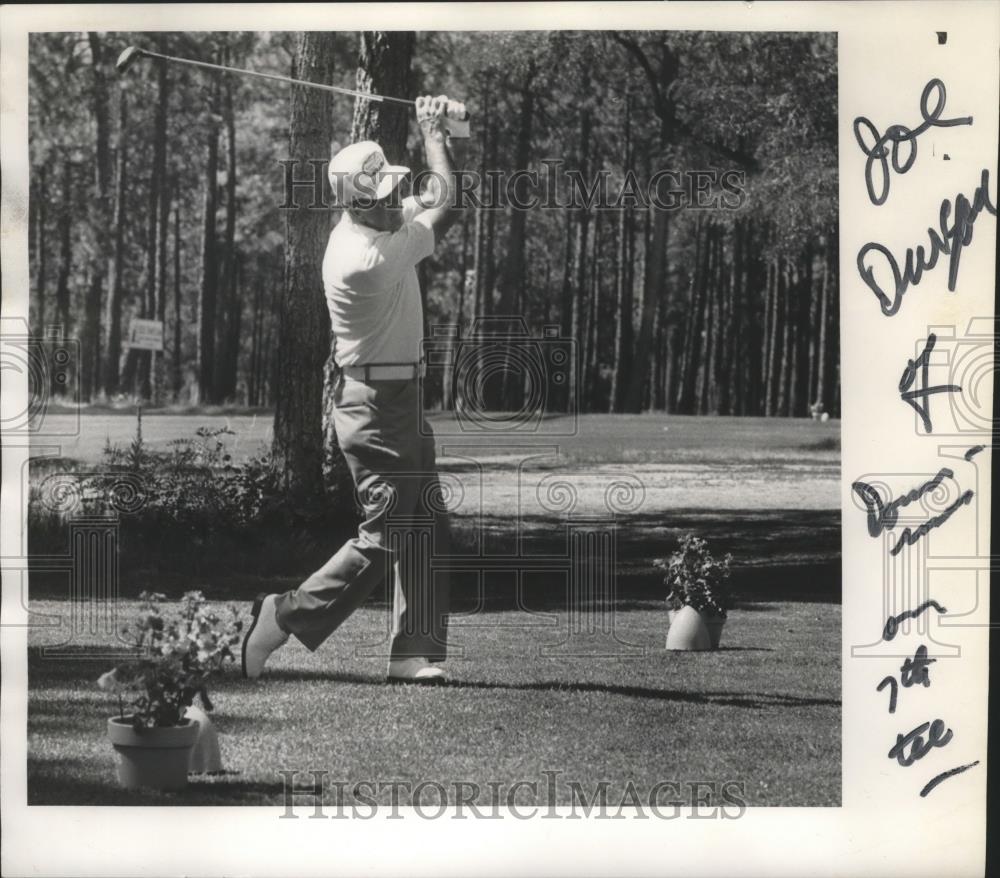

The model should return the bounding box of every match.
[241,593,289,679]
[387,657,446,684]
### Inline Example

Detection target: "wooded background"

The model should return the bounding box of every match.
[28,30,838,427]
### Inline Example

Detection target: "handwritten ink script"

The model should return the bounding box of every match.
[852,470,974,556]
[898,334,961,432]
[875,606,977,795]
[876,644,936,713]
[854,78,973,206]
[882,600,947,641]
[856,74,986,799]
[857,168,996,316]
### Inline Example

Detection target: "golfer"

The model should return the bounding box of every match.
[243,95,463,683]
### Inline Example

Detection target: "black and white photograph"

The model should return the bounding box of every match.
[1,3,995,877]
[21,25,841,808]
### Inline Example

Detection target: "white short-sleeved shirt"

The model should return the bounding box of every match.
[324,198,434,367]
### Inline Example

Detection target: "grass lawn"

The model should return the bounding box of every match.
[27,598,839,807]
[25,412,841,807]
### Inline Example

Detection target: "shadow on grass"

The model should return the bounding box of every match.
[225,668,838,710]
[29,503,839,604]
[29,641,836,716]
[28,757,287,805]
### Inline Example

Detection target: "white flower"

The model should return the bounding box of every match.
[96,668,124,692]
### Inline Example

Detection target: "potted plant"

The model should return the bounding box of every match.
[655,534,733,650]
[98,591,242,790]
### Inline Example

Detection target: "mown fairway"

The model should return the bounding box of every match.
[27,413,841,806]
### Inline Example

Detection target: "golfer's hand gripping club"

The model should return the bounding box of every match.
[417,94,469,143]
[444,101,470,139]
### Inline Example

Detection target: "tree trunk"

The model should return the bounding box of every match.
[33,165,48,336]
[710,227,727,413]
[215,67,240,401]
[827,232,840,417]
[795,250,813,416]
[139,49,170,400]
[198,75,220,404]
[610,94,633,413]
[480,104,498,316]
[776,259,792,416]
[610,204,634,413]
[694,223,716,414]
[81,273,102,401]
[557,209,574,411]
[586,209,602,408]
[496,64,535,410]
[53,158,74,399]
[816,239,829,412]
[471,77,498,407]
[152,182,171,404]
[789,265,800,417]
[652,280,666,410]
[249,277,263,407]
[445,211,472,411]
[264,274,278,407]
[570,102,591,413]
[720,220,742,415]
[620,39,679,414]
[626,205,667,414]
[105,90,127,396]
[224,253,243,402]
[765,255,781,416]
[745,227,766,415]
[273,32,337,506]
[663,321,679,414]
[85,32,112,400]
[676,217,706,413]
[351,31,415,163]
[172,200,183,399]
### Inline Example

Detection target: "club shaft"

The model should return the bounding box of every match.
[137,48,415,106]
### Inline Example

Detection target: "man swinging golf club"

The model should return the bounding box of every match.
[242,95,464,683]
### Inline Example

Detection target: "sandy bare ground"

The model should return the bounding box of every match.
[32,413,839,518]
[438,457,838,518]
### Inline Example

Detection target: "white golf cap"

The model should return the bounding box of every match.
[327,141,409,207]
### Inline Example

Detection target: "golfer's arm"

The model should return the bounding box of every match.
[415,135,464,242]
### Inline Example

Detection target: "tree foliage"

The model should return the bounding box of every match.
[28,29,838,420]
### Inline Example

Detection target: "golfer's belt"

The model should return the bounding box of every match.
[341,362,425,381]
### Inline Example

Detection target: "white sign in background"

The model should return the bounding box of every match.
[126,318,164,351]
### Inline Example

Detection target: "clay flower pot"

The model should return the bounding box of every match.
[665,606,712,651]
[107,716,200,790]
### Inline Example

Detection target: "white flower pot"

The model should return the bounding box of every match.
[665,606,713,651]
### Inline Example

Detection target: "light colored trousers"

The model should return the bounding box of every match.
[274,375,450,660]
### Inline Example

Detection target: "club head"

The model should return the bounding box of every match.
[115,46,144,74]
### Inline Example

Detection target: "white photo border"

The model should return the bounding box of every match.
[2,3,995,876]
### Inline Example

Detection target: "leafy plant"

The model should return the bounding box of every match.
[654,533,733,618]
[97,591,242,730]
[95,413,284,532]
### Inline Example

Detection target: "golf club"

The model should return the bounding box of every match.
[116,45,470,136]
